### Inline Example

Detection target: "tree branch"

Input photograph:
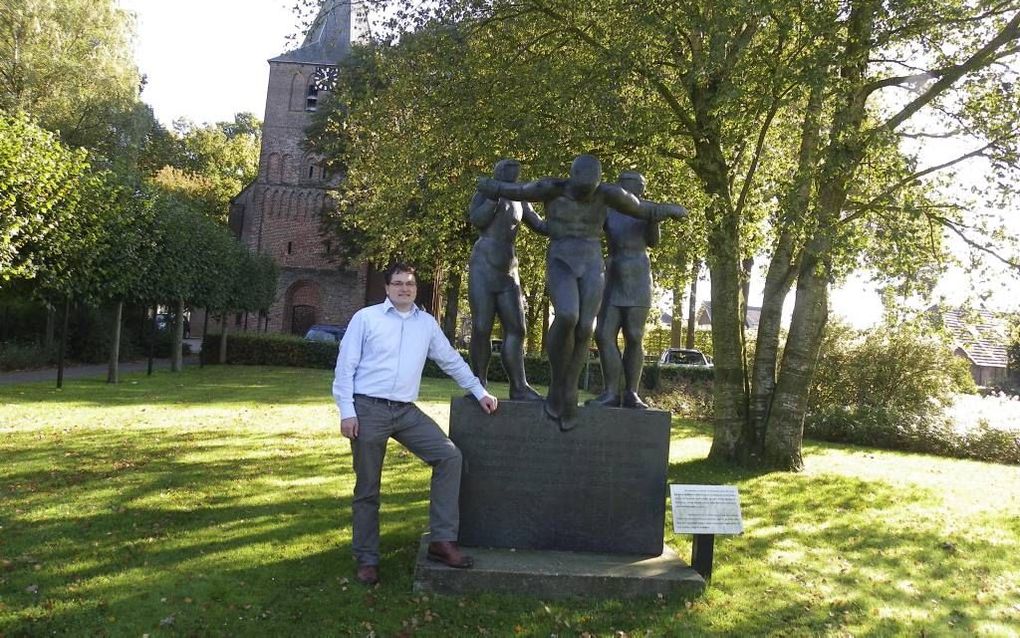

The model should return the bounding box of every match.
[878,12,1020,134]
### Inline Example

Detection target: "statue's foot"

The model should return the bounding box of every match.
[509,385,543,401]
[621,391,649,409]
[585,391,621,407]
[543,399,561,420]
[558,414,578,432]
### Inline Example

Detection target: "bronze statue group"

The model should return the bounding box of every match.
[470,154,687,430]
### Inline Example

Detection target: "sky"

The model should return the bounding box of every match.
[118,0,299,127]
[119,1,1017,329]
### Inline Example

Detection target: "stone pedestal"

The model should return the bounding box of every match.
[413,538,704,599]
[412,398,704,598]
[451,397,671,555]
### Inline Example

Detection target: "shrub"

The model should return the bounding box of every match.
[201,333,337,368]
[810,319,976,417]
[0,340,57,371]
[805,406,1019,465]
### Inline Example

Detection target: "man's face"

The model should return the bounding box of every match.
[386,271,417,308]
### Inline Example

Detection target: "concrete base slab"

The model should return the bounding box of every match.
[412,538,705,599]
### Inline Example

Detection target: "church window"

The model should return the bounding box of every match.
[308,165,316,179]
[306,83,319,112]
[287,241,293,255]
[324,240,332,254]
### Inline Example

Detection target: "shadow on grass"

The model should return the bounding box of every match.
[662,456,1017,635]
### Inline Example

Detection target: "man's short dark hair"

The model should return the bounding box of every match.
[384,263,416,284]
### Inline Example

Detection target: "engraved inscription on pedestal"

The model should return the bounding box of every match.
[450,397,671,555]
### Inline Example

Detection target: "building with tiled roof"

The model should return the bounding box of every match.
[927,305,1008,386]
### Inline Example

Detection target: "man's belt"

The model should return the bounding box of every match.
[354,394,412,408]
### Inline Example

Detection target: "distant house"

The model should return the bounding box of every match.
[695,302,762,331]
[927,305,1008,386]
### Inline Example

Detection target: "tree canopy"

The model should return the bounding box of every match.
[307,0,1020,470]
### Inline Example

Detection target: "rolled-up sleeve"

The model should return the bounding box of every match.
[333,312,364,419]
[427,320,485,399]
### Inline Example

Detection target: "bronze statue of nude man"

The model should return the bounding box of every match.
[478,154,687,429]
[467,159,546,401]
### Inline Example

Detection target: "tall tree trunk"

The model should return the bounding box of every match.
[200,310,210,368]
[147,303,156,376]
[171,299,185,372]
[671,281,684,348]
[740,257,754,328]
[749,81,824,453]
[107,300,123,384]
[219,310,229,365]
[685,260,700,349]
[762,0,878,469]
[764,249,829,470]
[44,304,55,351]
[441,270,461,345]
[56,297,70,389]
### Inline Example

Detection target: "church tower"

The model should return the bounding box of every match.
[230,0,373,335]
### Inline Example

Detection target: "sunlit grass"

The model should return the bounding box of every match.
[1,366,1018,636]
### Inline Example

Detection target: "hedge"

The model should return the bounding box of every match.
[805,405,1020,465]
[201,333,338,369]
[199,333,720,394]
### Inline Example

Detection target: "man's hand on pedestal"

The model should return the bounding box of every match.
[341,416,359,439]
[478,393,498,414]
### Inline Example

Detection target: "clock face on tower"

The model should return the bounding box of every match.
[312,66,339,91]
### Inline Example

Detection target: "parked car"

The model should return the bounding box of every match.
[155,313,191,339]
[304,324,347,343]
[659,348,713,368]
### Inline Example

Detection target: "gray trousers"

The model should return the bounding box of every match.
[350,395,463,566]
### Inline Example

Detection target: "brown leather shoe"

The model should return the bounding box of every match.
[426,541,474,568]
[355,563,379,585]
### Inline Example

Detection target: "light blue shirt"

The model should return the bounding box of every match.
[333,298,486,419]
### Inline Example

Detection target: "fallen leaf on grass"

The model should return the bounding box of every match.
[160,614,175,627]
[25,584,39,594]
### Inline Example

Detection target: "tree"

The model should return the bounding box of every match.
[145,115,262,223]
[0,112,88,281]
[0,0,143,157]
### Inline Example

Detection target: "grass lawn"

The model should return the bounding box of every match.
[1,366,1018,637]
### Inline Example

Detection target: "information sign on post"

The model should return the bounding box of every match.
[669,485,744,580]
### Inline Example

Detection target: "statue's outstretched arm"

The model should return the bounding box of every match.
[522,202,549,236]
[477,177,562,203]
[468,191,498,228]
[603,184,688,222]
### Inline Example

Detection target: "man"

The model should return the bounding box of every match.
[477,154,686,429]
[333,264,498,586]
[467,158,547,401]
[589,171,660,409]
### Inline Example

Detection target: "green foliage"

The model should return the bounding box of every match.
[0,0,144,157]
[0,340,56,371]
[810,319,976,418]
[805,407,1019,465]
[201,333,338,369]
[144,115,262,223]
[0,112,89,281]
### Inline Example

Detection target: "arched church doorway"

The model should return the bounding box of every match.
[284,279,322,334]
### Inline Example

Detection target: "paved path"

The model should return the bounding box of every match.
[0,339,204,386]
[0,357,199,386]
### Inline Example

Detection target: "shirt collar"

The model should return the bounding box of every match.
[382,296,419,316]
